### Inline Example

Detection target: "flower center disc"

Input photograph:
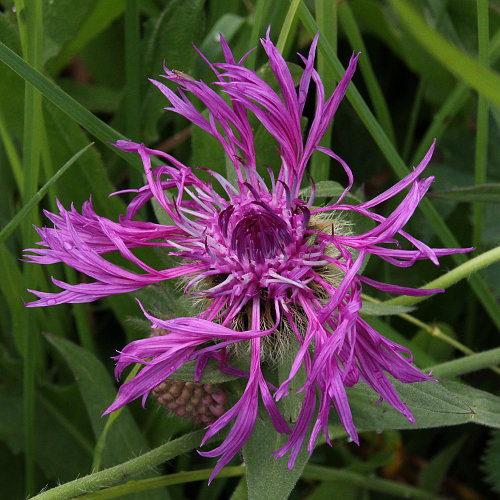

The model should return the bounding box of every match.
[229,205,292,263]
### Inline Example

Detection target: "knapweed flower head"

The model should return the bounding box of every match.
[25,32,470,481]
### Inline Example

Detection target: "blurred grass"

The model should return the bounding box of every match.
[0,0,499,498]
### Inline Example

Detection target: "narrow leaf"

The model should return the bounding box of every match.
[360,302,415,317]
[430,183,500,203]
[0,142,94,244]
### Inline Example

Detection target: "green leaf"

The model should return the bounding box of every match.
[58,79,122,114]
[418,436,466,493]
[482,429,500,493]
[300,180,354,201]
[430,183,500,203]
[0,142,93,244]
[44,104,126,215]
[0,40,143,171]
[0,443,24,499]
[167,359,239,384]
[45,335,169,499]
[0,357,92,482]
[48,0,125,74]
[229,476,248,500]
[412,322,456,364]
[42,0,91,63]
[45,335,147,467]
[360,302,415,317]
[340,379,500,433]
[295,0,500,332]
[243,416,310,500]
[141,0,205,142]
[196,13,245,76]
[388,0,500,110]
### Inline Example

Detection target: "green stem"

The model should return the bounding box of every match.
[388,0,500,109]
[30,430,206,500]
[473,0,490,246]
[303,464,441,499]
[385,246,500,307]
[412,27,500,166]
[428,347,500,379]
[397,314,500,376]
[402,1,448,161]
[44,460,443,500]
[362,293,500,375]
[75,466,245,499]
[276,0,301,54]
[19,0,43,494]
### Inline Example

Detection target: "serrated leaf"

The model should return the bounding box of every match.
[430,184,500,203]
[337,379,500,433]
[360,302,415,316]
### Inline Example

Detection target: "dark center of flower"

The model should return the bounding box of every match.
[227,203,292,263]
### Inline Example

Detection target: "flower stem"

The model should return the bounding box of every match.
[276,0,301,54]
[385,246,500,308]
[44,462,442,500]
[362,294,500,377]
[29,430,206,500]
[69,466,245,499]
[428,347,500,379]
[303,464,441,499]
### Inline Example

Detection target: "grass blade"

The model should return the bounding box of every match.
[295,0,500,331]
[388,0,500,110]
[0,143,94,244]
[0,41,143,172]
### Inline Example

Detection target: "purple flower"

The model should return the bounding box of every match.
[25,32,470,481]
